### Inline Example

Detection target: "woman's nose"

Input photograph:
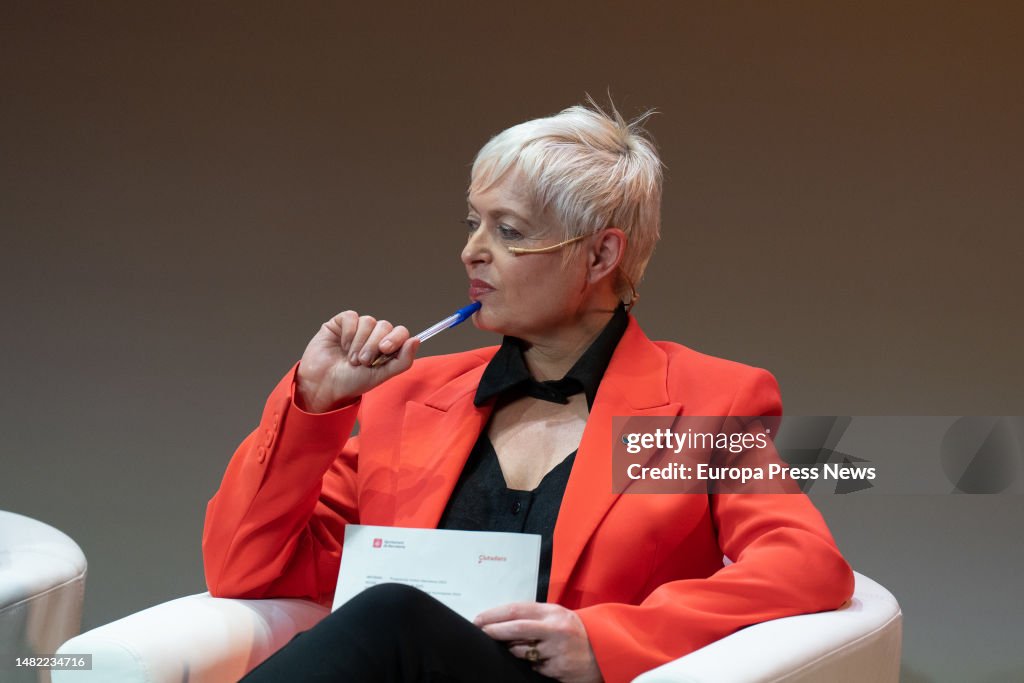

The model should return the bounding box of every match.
[461,224,492,265]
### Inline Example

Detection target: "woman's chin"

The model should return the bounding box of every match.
[471,310,507,336]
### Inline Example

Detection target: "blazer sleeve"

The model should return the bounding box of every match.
[202,362,361,606]
[575,369,855,683]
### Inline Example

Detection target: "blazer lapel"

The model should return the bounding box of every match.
[393,363,495,529]
[548,318,682,604]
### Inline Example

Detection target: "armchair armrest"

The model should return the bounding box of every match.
[53,593,328,683]
[632,572,902,682]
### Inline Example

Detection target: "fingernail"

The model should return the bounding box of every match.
[381,339,393,351]
[360,352,370,363]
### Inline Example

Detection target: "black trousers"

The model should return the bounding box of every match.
[240,583,557,682]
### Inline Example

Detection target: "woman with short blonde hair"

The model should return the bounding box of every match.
[205,100,853,683]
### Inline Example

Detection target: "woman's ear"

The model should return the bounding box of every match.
[587,227,627,284]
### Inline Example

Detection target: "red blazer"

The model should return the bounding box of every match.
[203,315,854,683]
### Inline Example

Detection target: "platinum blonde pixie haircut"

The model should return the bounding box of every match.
[469,99,663,305]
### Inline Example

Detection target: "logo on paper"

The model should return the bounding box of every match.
[478,554,507,564]
[372,538,383,548]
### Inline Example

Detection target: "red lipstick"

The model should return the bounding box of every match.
[468,279,495,300]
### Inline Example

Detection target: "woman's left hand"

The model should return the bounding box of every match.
[473,602,602,682]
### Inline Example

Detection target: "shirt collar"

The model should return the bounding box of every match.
[473,303,629,410]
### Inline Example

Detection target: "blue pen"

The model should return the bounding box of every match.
[370,302,481,367]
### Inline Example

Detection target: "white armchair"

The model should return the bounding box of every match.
[1,510,88,683]
[55,571,900,682]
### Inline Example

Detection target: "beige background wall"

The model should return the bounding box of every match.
[2,3,1022,681]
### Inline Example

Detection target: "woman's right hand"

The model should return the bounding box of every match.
[294,311,420,413]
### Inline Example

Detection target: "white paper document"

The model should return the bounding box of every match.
[332,525,541,620]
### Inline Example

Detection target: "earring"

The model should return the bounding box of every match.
[621,270,640,312]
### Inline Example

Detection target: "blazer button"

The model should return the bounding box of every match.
[511,500,522,514]
[257,446,267,463]
[264,430,274,447]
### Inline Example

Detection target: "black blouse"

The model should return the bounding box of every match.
[437,436,576,602]
[437,304,629,601]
